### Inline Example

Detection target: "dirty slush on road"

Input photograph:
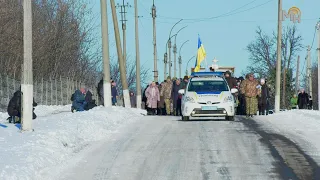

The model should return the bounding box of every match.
[239,116,320,180]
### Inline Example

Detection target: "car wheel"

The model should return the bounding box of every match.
[226,116,235,121]
[182,116,189,121]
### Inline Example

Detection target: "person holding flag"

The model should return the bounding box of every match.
[194,35,206,72]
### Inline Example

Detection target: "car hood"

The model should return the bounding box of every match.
[186,91,230,104]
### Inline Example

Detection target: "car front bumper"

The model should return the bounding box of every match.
[182,102,235,118]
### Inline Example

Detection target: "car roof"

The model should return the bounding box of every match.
[190,77,225,81]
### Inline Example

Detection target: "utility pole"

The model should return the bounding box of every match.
[179,40,189,78]
[275,0,282,113]
[100,0,112,107]
[117,0,130,65]
[168,39,172,77]
[22,0,33,131]
[151,0,158,82]
[134,0,141,108]
[178,56,182,78]
[282,67,286,108]
[295,55,300,93]
[110,0,131,108]
[164,53,167,79]
[317,21,320,110]
[173,42,177,78]
[307,45,312,99]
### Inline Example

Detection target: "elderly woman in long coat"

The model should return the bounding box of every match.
[146,81,160,115]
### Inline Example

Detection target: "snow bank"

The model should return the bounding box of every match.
[0,105,146,180]
[254,110,320,164]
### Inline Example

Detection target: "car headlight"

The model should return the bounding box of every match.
[223,95,233,103]
[184,96,195,103]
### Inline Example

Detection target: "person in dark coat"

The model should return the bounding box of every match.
[84,89,97,110]
[7,88,37,123]
[142,84,149,110]
[71,88,87,112]
[130,91,137,108]
[258,78,270,115]
[111,81,118,106]
[171,79,183,116]
[308,96,313,110]
[297,89,309,109]
[224,71,238,89]
[97,78,104,105]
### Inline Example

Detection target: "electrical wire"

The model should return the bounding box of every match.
[136,0,273,24]
[156,0,260,21]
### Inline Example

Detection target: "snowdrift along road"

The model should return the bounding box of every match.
[0,105,146,180]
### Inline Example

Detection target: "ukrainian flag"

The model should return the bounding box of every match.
[194,35,206,72]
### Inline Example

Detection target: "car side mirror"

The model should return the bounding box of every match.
[178,89,185,95]
[231,88,238,94]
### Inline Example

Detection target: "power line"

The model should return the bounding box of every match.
[157,0,260,21]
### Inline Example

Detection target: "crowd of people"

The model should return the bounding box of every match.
[141,71,314,117]
[5,73,314,123]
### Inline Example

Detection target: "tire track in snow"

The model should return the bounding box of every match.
[240,116,320,180]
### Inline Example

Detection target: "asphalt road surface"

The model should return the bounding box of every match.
[56,116,320,180]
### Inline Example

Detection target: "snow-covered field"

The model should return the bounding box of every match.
[0,105,146,180]
[255,110,320,164]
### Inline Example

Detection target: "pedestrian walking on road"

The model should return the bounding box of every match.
[258,78,270,115]
[160,76,173,115]
[145,81,160,115]
[240,73,260,117]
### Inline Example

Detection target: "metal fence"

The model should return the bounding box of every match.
[0,74,100,112]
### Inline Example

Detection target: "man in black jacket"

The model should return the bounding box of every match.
[258,78,270,115]
[7,87,37,123]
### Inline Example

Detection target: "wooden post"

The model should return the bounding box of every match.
[66,77,69,104]
[55,78,58,105]
[41,78,44,104]
[6,75,9,101]
[46,79,48,105]
[50,77,53,105]
[60,76,63,105]
[34,80,37,102]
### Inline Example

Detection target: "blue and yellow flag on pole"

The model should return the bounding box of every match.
[194,35,206,72]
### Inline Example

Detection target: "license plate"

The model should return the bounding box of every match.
[201,106,217,110]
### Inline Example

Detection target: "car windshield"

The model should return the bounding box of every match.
[188,80,229,92]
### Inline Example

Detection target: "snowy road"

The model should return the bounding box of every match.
[55,116,318,180]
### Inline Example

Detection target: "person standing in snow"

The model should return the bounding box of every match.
[130,91,137,108]
[224,71,238,89]
[157,82,165,115]
[84,89,97,110]
[290,94,298,109]
[171,79,183,116]
[160,76,173,115]
[297,89,309,109]
[97,78,104,105]
[240,73,260,117]
[145,81,160,115]
[111,80,118,106]
[258,78,270,115]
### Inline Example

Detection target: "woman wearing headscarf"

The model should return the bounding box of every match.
[145,81,160,115]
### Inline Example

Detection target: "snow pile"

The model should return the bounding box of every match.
[0,105,146,180]
[0,104,71,122]
[255,110,320,163]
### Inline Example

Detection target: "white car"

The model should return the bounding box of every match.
[179,72,238,121]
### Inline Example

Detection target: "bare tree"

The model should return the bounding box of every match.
[245,25,303,109]
[109,56,149,95]
[0,0,101,86]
